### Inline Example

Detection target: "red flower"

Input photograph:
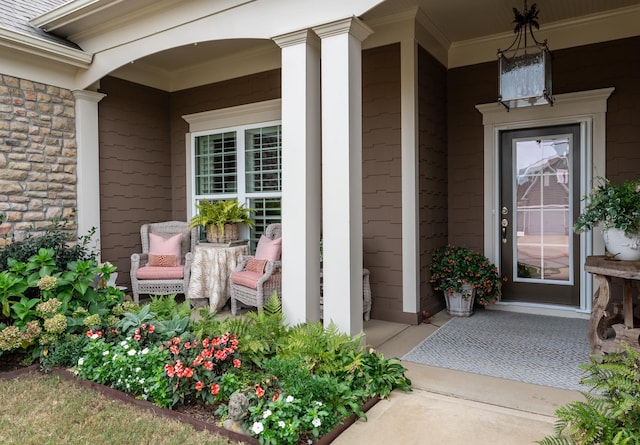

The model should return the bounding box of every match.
[255,384,265,398]
[272,392,279,402]
[184,368,194,378]
[233,359,241,369]
[202,338,209,348]
[170,345,180,355]
[214,350,227,361]
[204,361,214,371]
[164,364,175,378]
[195,381,203,391]
[148,324,155,333]
[134,334,141,341]
[184,341,191,350]
[211,383,220,395]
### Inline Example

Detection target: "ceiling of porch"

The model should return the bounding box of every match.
[108,0,640,92]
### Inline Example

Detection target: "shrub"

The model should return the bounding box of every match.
[0,217,96,271]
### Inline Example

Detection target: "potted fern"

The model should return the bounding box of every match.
[574,177,640,260]
[189,199,254,243]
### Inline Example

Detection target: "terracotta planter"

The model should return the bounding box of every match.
[603,228,640,261]
[445,283,475,317]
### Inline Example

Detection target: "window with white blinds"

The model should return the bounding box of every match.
[191,121,282,246]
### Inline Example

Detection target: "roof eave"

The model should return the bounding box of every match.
[0,27,92,69]
[29,0,118,33]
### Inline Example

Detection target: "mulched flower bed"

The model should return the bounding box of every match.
[0,364,380,445]
[0,352,29,373]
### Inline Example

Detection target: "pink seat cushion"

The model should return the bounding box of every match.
[136,266,184,280]
[255,236,282,261]
[230,271,262,289]
[149,232,182,264]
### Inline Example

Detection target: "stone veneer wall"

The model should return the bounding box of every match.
[0,74,77,247]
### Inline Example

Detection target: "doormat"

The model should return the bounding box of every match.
[402,310,591,391]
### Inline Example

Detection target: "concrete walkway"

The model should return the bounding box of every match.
[334,311,583,445]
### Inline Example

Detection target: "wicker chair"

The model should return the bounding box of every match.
[130,221,197,303]
[230,223,282,315]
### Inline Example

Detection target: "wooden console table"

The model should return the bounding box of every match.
[585,255,640,353]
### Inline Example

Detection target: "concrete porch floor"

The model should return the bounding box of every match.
[334,310,584,445]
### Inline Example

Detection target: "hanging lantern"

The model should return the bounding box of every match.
[498,1,553,110]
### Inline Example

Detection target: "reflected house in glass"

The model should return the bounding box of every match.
[515,138,570,280]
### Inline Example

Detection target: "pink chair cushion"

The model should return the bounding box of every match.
[136,266,184,280]
[255,236,282,261]
[230,271,262,289]
[149,232,182,264]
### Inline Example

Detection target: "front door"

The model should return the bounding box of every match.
[499,125,581,306]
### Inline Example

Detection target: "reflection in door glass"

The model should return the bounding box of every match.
[514,136,571,282]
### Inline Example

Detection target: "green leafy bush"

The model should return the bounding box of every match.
[0,217,96,271]
[538,344,640,445]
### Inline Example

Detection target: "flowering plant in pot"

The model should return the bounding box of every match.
[429,245,506,313]
[573,177,640,260]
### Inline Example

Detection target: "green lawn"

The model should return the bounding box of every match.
[0,372,243,445]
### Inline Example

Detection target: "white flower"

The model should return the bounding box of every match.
[312,418,321,427]
[112,354,118,361]
[315,401,323,406]
[135,367,141,373]
[120,340,129,349]
[262,409,272,419]
[91,333,99,339]
[278,421,286,428]
[127,349,136,356]
[286,395,294,403]
[77,358,84,366]
[251,422,264,435]
[141,348,149,355]
[139,378,145,384]
[102,350,109,356]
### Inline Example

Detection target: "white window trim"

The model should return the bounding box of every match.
[182,99,282,221]
[476,87,614,316]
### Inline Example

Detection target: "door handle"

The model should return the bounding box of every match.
[501,218,509,244]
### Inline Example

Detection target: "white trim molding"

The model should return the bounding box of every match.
[0,28,92,68]
[476,87,615,315]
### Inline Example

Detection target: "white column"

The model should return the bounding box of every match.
[273,30,322,325]
[73,89,106,259]
[400,39,420,314]
[314,17,372,336]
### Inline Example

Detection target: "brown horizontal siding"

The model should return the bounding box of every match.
[418,45,448,318]
[362,44,404,323]
[98,76,171,285]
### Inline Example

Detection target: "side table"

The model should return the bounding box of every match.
[188,243,249,312]
[585,255,640,353]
